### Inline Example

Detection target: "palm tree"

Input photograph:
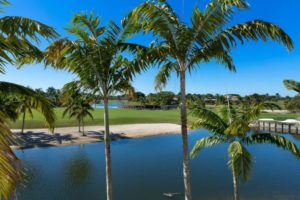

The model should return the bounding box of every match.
[284,80,300,93]
[63,97,94,136]
[0,0,57,198]
[190,102,300,200]
[129,1,293,199]
[14,93,55,134]
[44,12,148,200]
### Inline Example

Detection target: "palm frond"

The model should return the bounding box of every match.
[190,107,228,133]
[0,112,23,200]
[213,20,293,51]
[155,62,176,90]
[228,141,252,182]
[283,80,300,93]
[190,135,226,158]
[0,16,58,41]
[242,133,300,158]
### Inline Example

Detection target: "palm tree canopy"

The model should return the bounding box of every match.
[190,102,300,182]
[128,0,293,89]
[0,1,58,71]
[45,12,150,97]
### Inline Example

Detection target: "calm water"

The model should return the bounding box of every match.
[93,102,124,108]
[15,130,300,200]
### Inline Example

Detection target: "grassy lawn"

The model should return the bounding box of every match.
[260,113,300,121]
[10,108,181,129]
[9,107,300,129]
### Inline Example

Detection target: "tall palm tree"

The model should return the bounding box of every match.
[44,12,148,200]
[190,103,300,200]
[63,97,94,136]
[128,1,293,199]
[0,0,58,198]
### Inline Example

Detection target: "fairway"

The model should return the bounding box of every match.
[10,108,181,129]
[9,107,300,129]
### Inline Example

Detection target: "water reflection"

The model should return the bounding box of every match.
[14,130,300,200]
[65,145,91,186]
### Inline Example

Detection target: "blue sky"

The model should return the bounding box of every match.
[1,0,299,96]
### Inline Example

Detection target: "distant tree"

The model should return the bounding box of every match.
[147,93,160,105]
[45,87,61,106]
[134,92,146,105]
[216,94,226,105]
[35,88,45,96]
[63,98,94,136]
[285,96,300,112]
[275,93,281,101]
[15,93,55,134]
[158,91,177,106]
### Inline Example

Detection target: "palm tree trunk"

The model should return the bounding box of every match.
[21,111,26,134]
[82,117,85,136]
[180,70,192,200]
[78,119,81,132]
[104,96,112,200]
[232,166,240,200]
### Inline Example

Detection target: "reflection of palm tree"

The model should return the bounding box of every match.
[129,1,293,199]
[65,146,91,186]
[190,103,300,200]
[0,0,57,197]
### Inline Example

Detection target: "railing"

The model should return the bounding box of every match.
[254,120,300,134]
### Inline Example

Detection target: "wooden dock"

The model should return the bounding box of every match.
[254,119,300,134]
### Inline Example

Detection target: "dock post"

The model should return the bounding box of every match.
[275,123,277,132]
[289,124,291,133]
[282,123,284,132]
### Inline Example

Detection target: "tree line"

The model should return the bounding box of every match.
[29,86,298,109]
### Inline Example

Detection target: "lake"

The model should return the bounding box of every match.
[93,102,125,109]
[15,129,300,200]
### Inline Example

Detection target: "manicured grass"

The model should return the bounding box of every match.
[9,107,300,129]
[260,112,300,121]
[10,108,181,129]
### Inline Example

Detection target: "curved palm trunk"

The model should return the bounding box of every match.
[180,70,192,200]
[232,165,240,200]
[21,111,26,134]
[104,97,112,200]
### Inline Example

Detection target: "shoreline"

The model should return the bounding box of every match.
[11,123,181,150]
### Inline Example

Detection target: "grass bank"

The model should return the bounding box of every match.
[9,107,300,129]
